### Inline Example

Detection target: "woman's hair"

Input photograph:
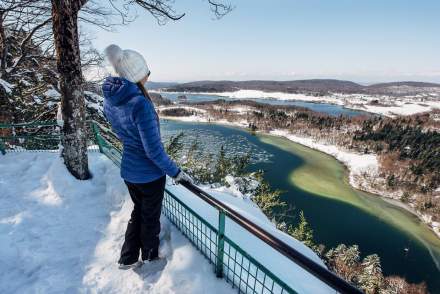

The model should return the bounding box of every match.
[136,82,152,102]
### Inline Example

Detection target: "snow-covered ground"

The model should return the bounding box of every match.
[0,152,232,293]
[0,152,332,293]
[178,89,440,117]
[348,100,440,117]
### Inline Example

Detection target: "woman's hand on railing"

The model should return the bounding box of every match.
[172,170,193,185]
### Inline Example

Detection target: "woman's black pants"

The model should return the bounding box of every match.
[119,176,166,265]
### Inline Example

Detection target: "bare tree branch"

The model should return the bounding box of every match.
[9,17,51,72]
[79,0,134,31]
[207,0,233,19]
[125,0,233,25]
[133,0,185,24]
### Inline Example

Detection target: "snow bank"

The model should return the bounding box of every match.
[351,101,440,117]
[0,152,119,293]
[0,153,232,294]
[0,152,333,293]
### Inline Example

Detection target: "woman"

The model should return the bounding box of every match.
[102,44,191,269]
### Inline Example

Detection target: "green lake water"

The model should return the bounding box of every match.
[161,120,440,293]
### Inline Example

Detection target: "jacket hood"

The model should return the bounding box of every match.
[102,76,140,106]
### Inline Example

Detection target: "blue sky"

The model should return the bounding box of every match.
[86,0,440,83]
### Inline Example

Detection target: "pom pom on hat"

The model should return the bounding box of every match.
[104,44,124,65]
[104,44,150,83]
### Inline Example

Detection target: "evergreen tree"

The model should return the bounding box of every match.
[213,145,231,183]
[325,244,361,283]
[165,132,184,159]
[358,254,383,294]
[252,181,286,217]
[288,211,315,249]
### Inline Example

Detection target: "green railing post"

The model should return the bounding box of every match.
[91,122,104,153]
[216,210,226,278]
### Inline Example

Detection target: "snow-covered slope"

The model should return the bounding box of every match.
[0,152,332,293]
[0,152,232,294]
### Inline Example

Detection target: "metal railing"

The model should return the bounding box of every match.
[0,121,60,154]
[1,121,363,294]
[162,188,299,294]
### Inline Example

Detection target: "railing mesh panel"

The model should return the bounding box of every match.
[162,190,296,294]
[0,122,60,152]
[163,190,219,265]
[0,122,100,153]
[223,238,294,294]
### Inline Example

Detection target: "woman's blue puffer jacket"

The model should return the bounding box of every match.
[102,76,179,183]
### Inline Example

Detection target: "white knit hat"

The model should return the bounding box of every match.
[104,44,150,83]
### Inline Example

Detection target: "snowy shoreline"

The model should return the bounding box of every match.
[157,89,440,117]
[267,130,440,237]
[160,113,440,239]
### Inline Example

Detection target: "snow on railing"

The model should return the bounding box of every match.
[0,121,363,294]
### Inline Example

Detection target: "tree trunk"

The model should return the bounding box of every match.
[51,0,90,180]
[0,12,9,76]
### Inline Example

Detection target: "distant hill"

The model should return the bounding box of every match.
[367,81,440,88]
[162,79,440,96]
[364,81,440,95]
[146,81,179,90]
[164,79,362,94]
